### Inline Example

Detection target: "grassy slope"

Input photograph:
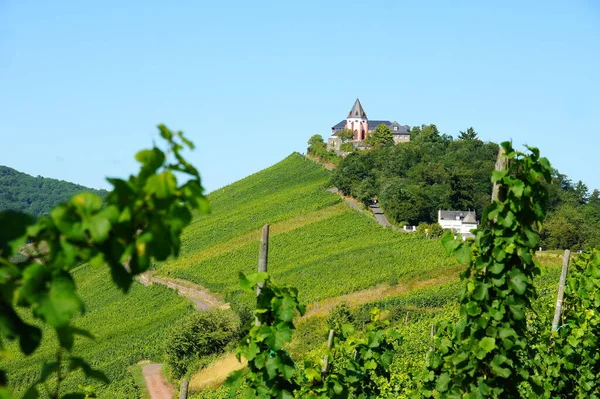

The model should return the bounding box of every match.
[157,153,457,303]
[2,265,195,398]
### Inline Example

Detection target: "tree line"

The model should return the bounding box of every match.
[308,125,600,250]
[0,165,108,218]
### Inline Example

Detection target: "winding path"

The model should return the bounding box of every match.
[137,271,229,311]
[142,364,175,399]
[137,274,228,399]
[327,187,398,230]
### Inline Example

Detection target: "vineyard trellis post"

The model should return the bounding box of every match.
[322,329,335,376]
[552,249,571,332]
[179,379,189,399]
[491,146,508,202]
[256,224,270,326]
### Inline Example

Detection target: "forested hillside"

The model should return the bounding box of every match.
[326,125,600,250]
[0,165,108,217]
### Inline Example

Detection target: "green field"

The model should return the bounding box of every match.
[157,153,457,304]
[1,265,195,398]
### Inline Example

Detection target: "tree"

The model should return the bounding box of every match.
[165,309,237,378]
[337,128,355,143]
[379,178,421,224]
[540,204,587,250]
[307,134,324,147]
[590,189,600,205]
[458,127,478,140]
[367,124,394,148]
[307,134,326,156]
[575,180,589,205]
[411,124,443,143]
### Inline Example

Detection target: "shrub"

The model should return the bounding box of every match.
[165,309,238,378]
[340,142,354,153]
[326,302,354,333]
[416,222,444,239]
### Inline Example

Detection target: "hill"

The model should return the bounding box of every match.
[156,153,458,306]
[2,151,569,398]
[0,165,108,217]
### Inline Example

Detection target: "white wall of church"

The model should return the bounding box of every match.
[346,118,368,140]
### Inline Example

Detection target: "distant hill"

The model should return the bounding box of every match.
[0,165,108,217]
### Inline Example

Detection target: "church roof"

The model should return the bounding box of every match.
[348,98,367,118]
[331,120,410,135]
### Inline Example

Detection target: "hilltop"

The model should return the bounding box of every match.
[0,165,108,217]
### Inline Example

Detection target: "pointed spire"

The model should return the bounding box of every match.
[347,98,367,119]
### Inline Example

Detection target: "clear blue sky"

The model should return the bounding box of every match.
[1,1,599,193]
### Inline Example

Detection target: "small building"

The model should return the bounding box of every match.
[438,210,478,240]
[327,99,410,152]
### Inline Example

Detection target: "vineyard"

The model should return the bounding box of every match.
[176,154,339,256]
[158,153,458,305]
[0,263,195,398]
[191,265,566,399]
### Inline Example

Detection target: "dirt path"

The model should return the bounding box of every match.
[328,187,399,230]
[142,364,174,399]
[137,271,229,311]
[300,266,463,320]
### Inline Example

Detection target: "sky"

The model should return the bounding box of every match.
[1,1,599,193]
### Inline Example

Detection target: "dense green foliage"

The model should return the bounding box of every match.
[158,154,457,306]
[302,308,402,399]
[365,124,394,148]
[165,309,238,379]
[331,128,499,224]
[0,125,208,398]
[540,179,600,250]
[330,126,600,249]
[422,143,552,398]
[306,135,343,162]
[227,272,306,397]
[0,166,108,218]
[532,250,600,397]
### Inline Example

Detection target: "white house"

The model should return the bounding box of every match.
[438,210,478,240]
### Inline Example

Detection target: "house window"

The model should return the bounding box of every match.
[394,126,398,131]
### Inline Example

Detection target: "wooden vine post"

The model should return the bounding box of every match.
[491,146,508,202]
[552,249,571,332]
[256,224,270,326]
[321,329,335,376]
[179,379,189,399]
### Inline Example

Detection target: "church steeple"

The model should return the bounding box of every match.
[348,98,367,119]
[345,98,369,141]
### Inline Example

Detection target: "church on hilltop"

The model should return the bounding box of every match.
[327,98,410,152]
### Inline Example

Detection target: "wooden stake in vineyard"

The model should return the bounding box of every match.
[179,379,189,399]
[322,329,335,376]
[552,249,571,332]
[256,224,269,326]
[491,146,508,202]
